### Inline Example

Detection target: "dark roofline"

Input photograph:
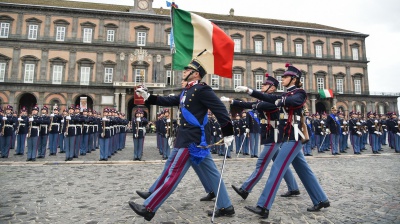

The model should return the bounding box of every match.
[0,1,369,38]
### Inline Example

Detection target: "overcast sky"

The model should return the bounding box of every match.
[70,0,400,95]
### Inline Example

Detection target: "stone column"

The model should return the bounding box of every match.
[40,48,49,82]
[311,95,316,114]
[266,31,271,54]
[287,33,292,56]
[68,49,76,83]
[344,39,349,59]
[11,47,21,82]
[121,92,126,114]
[44,15,51,40]
[114,92,120,111]
[346,66,351,93]
[72,17,78,39]
[246,60,251,86]
[306,35,311,57]
[307,63,313,92]
[16,13,23,35]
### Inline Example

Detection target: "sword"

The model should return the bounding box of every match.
[319,134,327,151]
[236,133,247,158]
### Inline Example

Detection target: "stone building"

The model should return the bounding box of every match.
[0,0,398,120]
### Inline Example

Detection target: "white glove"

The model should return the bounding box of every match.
[237,134,240,137]
[234,86,248,93]
[356,122,361,125]
[219,134,222,138]
[134,134,138,138]
[61,119,64,123]
[357,131,362,135]
[320,121,325,124]
[50,113,54,117]
[168,137,174,148]
[18,118,23,121]
[223,135,234,147]
[213,132,216,136]
[384,129,387,132]
[245,128,250,133]
[29,118,34,122]
[275,99,281,106]
[136,118,141,122]
[397,133,400,137]
[2,117,7,121]
[321,132,324,135]
[165,134,169,138]
[136,87,150,100]
[343,132,347,135]
[374,131,379,135]
[374,120,378,123]
[378,132,382,135]
[220,96,230,102]
[326,129,330,134]
[343,121,347,124]
[102,117,108,121]
[66,116,71,120]
[166,119,171,123]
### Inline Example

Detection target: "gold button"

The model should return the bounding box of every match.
[189,99,192,101]
[195,88,197,91]
[187,105,189,107]
[192,94,194,96]
[184,123,187,126]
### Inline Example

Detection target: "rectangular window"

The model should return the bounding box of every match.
[166,70,172,85]
[107,30,115,42]
[300,77,305,89]
[336,78,343,94]
[83,28,92,43]
[28,24,38,40]
[379,105,384,115]
[276,42,283,55]
[135,69,145,84]
[255,40,262,54]
[317,77,324,90]
[255,75,263,90]
[233,73,241,88]
[234,39,241,53]
[0,22,10,38]
[334,46,341,59]
[354,79,361,94]
[295,43,302,56]
[80,67,90,85]
[356,104,361,112]
[211,74,219,89]
[167,33,171,46]
[24,64,35,83]
[352,47,359,60]
[315,45,322,58]
[277,76,284,92]
[104,68,113,83]
[137,32,146,46]
[52,65,63,84]
[0,62,6,82]
[56,26,65,41]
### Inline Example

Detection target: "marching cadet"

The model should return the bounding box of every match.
[360,113,368,151]
[233,113,243,154]
[310,113,317,149]
[239,64,329,219]
[1,105,17,158]
[48,107,62,156]
[64,105,78,161]
[326,106,341,155]
[246,107,261,158]
[95,111,101,150]
[389,112,400,153]
[132,109,148,160]
[37,106,50,158]
[99,108,111,161]
[155,112,163,155]
[366,111,381,154]
[349,111,362,154]
[11,110,18,150]
[320,112,330,151]
[387,112,394,149]
[80,108,92,155]
[118,113,128,151]
[303,108,313,156]
[59,109,67,153]
[338,111,348,153]
[26,106,41,161]
[131,57,235,220]
[227,73,301,201]
[73,105,83,158]
[15,107,28,155]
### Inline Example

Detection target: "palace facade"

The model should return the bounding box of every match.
[0,0,398,120]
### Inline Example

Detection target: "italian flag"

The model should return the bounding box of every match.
[319,89,334,98]
[171,8,234,78]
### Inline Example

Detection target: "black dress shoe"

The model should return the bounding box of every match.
[26,158,32,161]
[341,151,347,153]
[281,190,300,197]
[253,155,258,158]
[136,190,152,199]
[231,185,249,200]
[244,205,269,218]
[128,201,155,221]
[307,200,330,212]
[207,205,235,217]
[200,192,215,201]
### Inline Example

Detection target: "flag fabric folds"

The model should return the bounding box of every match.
[319,89,334,98]
[171,7,234,78]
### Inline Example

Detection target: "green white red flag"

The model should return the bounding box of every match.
[319,89,334,98]
[171,7,234,78]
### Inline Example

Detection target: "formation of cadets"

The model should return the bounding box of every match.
[305,108,400,155]
[0,104,130,161]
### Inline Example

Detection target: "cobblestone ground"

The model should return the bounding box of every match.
[0,133,399,223]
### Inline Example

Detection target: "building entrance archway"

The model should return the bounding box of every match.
[18,93,37,114]
[74,95,93,112]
